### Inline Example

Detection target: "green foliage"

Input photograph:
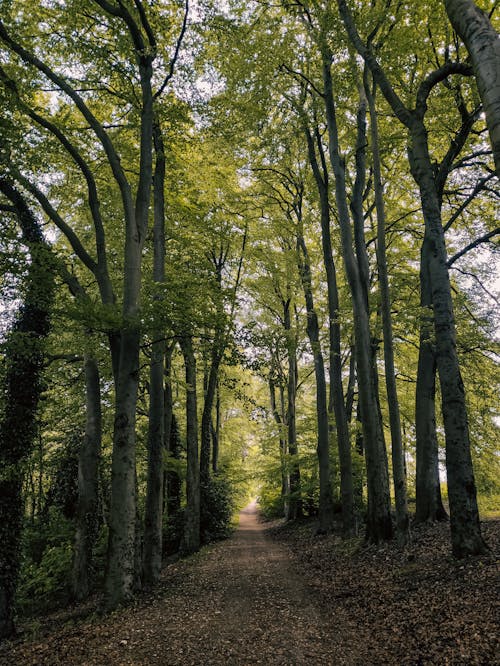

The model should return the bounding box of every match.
[200,474,235,544]
[16,510,74,615]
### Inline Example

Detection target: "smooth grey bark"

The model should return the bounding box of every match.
[143,118,167,587]
[444,0,500,175]
[408,128,484,555]
[365,80,409,544]
[269,373,290,518]
[283,298,303,520]
[337,0,485,556]
[321,48,393,542]
[303,122,355,535]
[0,180,55,639]
[179,336,200,555]
[72,354,102,601]
[415,238,448,523]
[296,232,335,533]
[212,386,221,473]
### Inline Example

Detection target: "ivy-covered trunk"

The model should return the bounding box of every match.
[0,179,55,639]
[72,354,102,601]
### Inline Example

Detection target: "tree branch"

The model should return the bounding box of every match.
[447,227,500,267]
[154,0,189,99]
[0,19,134,222]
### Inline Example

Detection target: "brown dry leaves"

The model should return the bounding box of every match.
[270,518,499,665]
[0,514,498,665]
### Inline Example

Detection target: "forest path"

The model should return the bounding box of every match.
[1,502,350,665]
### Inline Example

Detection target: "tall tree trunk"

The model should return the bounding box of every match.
[105,327,142,606]
[270,375,290,518]
[166,414,182,516]
[284,299,302,519]
[444,0,500,175]
[72,353,102,601]
[304,123,355,535]
[408,122,485,556]
[415,238,448,523]
[336,0,485,555]
[143,118,167,587]
[104,50,154,606]
[164,347,181,517]
[322,51,393,542]
[180,336,200,555]
[297,233,334,533]
[212,385,221,474]
[0,179,55,639]
[366,80,409,544]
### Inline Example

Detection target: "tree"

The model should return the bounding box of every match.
[443,0,500,175]
[0,179,56,638]
[337,0,487,555]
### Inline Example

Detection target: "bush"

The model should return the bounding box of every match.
[162,508,185,556]
[200,474,234,544]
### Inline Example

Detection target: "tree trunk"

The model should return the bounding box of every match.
[415,236,448,523]
[143,118,167,587]
[270,375,290,518]
[408,121,485,556]
[180,336,200,555]
[212,386,221,474]
[304,123,355,535]
[105,327,141,607]
[444,0,500,175]
[297,233,334,533]
[0,179,55,639]
[166,414,182,516]
[284,299,302,519]
[72,354,102,601]
[322,51,393,542]
[366,80,409,544]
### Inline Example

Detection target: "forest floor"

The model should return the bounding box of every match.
[0,503,498,665]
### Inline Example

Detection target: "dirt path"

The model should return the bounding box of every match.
[1,502,350,665]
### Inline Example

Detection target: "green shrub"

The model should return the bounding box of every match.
[200,474,234,543]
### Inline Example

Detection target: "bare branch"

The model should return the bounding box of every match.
[447,227,500,267]
[154,0,189,99]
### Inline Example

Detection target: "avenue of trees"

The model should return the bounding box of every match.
[0,0,498,640]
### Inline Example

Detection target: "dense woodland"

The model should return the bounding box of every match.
[0,0,499,646]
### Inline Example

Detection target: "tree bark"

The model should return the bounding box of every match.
[365,80,409,544]
[321,50,393,542]
[304,123,355,536]
[143,118,167,587]
[284,299,303,520]
[408,122,485,555]
[444,0,500,175]
[336,0,485,554]
[297,233,334,533]
[72,354,102,601]
[270,374,290,518]
[180,336,200,555]
[415,238,448,523]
